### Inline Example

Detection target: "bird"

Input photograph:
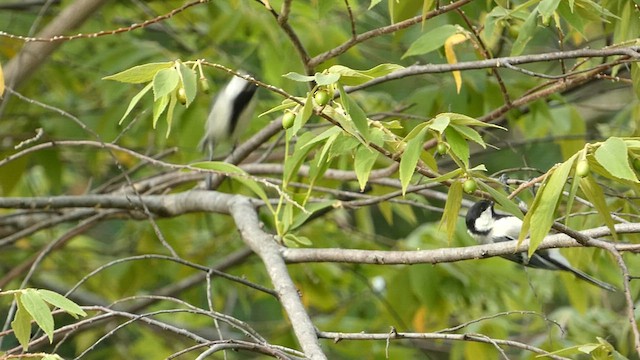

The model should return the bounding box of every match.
[199,72,258,188]
[465,200,617,292]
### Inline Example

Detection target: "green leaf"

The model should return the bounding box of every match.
[477,181,524,218]
[328,64,404,86]
[579,175,617,240]
[288,92,314,140]
[632,63,640,101]
[444,127,469,168]
[315,72,340,86]
[339,87,370,141]
[429,115,450,133]
[102,62,174,83]
[450,124,486,148]
[118,82,152,125]
[152,94,169,128]
[402,25,459,58]
[538,0,561,23]
[289,201,334,231]
[153,68,180,101]
[445,112,506,130]
[38,290,86,318]
[283,132,317,186]
[258,99,298,118]
[21,289,54,343]
[355,144,378,191]
[399,125,428,195]
[11,295,32,351]
[177,62,198,107]
[283,233,313,246]
[511,9,539,56]
[283,72,316,82]
[439,180,463,241]
[191,161,274,213]
[165,90,178,137]
[524,158,574,256]
[594,137,638,182]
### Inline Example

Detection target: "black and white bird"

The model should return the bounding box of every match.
[199,72,257,188]
[465,200,617,292]
[199,72,257,159]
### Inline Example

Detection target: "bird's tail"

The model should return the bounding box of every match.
[565,267,617,292]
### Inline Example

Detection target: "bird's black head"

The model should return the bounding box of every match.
[465,200,493,235]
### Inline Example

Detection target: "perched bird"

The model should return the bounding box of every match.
[465,200,617,292]
[199,72,258,188]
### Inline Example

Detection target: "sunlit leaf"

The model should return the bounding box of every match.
[21,289,54,343]
[283,72,315,82]
[579,175,617,240]
[594,137,638,182]
[11,295,31,351]
[328,64,404,86]
[399,125,428,195]
[429,115,450,133]
[439,180,463,241]
[355,144,378,191]
[444,127,469,168]
[153,68,180,101]
[177,62,198,107]
[118,82,152,125]
[315,72,340,85]
[102,62,173,83]
[523,158,574,256]
[38,289,86,318]
[402,24,459,58]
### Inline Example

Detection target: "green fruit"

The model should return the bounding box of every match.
[282,112,296,129]
[463,178,477,194]
[436,142,447,155]
[576,159,590,177]
[177,87,187,105]
[314,90,330,106]
[199,77,210,94]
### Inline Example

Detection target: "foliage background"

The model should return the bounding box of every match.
[0,0,639,359]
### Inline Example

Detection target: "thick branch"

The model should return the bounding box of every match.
[228,196,327,360]
[282,223,640,264]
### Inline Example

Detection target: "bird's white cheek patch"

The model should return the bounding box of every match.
[474,207,494,233]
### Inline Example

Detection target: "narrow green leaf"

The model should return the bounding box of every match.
[526,158,574,256]
[177,62,198,107]
[328,64,404,86]
[38,290,86,318]
[477,181,524,218]
[118,82,152,125]
[283,132,317,186]
[21,289,54,343]
[288,92,314,139]
[594,137,638,182]
[511,9,539,56]
[314,72,340,86]
[450,124,486,148]
[399,126,428,195]
[439,180,463,242]
[152,94,169,129]
[165,91,178,137]
[339,89,370,141]
[152,67,180,101]
[289,201,334,231]
[445,112,507,130]
[102,62,173,83]
[579,175,617,240]
[283,72,316,82]
[258,99,297,118]
[191,161,274,214]
[402,25,459,58]
[11,295,32,351]
[444,127,469,168]
[632,63,640,100]
[355,144,379,191]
